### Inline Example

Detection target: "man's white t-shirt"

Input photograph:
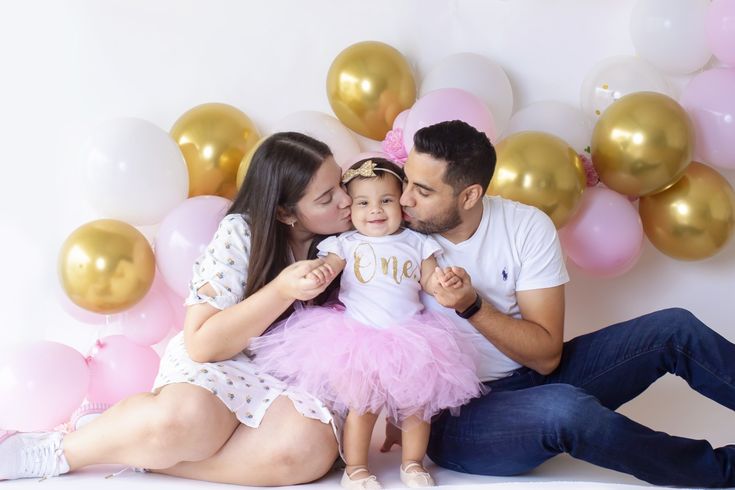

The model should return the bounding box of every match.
[421,196,569,382]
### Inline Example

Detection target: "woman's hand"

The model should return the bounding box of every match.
[274,259,336,301]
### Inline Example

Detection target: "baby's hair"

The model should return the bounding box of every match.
[344,158,405,191]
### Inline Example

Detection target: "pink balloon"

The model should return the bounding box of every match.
[402,88,497,153]
[559,187,644,277]
[167,294,186,332]
[0,341,89,431]
[154,196,231,298]
[706,0,735,65]
[152,268,186,331]
[120,287,174,346]
[392,109,411,131]
[680,68,735,170]
[87,335,160,405]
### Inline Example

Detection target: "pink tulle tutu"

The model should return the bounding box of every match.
[249,306,485,424]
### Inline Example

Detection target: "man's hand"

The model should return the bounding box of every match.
[380,419,402,453]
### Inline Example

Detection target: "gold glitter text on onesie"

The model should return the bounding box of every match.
[353,243,419,285]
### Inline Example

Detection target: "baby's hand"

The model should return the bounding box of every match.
[439,268,463,289]
[277,259,336,301]
[304,263,335,287]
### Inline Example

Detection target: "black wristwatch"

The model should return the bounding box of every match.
[455,291,482,319]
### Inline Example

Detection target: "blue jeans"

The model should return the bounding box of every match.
[427,308,735,487]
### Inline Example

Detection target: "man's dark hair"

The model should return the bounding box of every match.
[413,120,496,194]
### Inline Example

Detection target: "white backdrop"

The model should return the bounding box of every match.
[0,0,733,447]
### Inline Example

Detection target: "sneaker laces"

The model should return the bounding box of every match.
[21,434,66,479]
[105,466,148,479]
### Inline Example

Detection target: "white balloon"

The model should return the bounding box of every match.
[420,53,513,134]
[83,118,189,226]
[630,0,712,74]
[580,55,674,119]
[504,101,594,154]
[272,111,361,169]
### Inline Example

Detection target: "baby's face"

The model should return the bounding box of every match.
[347,176,403,237]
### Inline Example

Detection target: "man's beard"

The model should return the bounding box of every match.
[405,205,462,235]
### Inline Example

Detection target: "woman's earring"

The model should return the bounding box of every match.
[289,221,296,228]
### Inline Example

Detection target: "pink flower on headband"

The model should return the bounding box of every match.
[382,128,408,166]
[579,152,600,187]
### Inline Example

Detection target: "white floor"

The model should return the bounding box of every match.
[7,380,732,490]
[5,430,696,490]
[5,455,664,490]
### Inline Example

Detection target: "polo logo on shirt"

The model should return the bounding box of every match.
[502,267,508,281]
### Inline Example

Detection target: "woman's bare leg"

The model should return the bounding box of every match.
[63,383,239,470]
[154,396,339,485]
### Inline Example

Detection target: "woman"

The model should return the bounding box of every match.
[0,132,352,485]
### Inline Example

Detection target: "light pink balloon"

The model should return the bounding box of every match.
[680,68,735,170]
[167,296,186,332]
[154,196,231,298]
[392,109,411,131]
[0,341,89,431]
[87,335,160,405]
[402,88,497,153]
[120,287,174,346]
[706,0,735,65]
[152,268,186,331]
[559,187,644,277]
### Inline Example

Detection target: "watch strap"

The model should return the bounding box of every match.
[455,292,482,319]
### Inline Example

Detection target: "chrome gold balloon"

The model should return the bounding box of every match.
[591,92,693,197]
[487,131,586,228]
[639,162,735,261]
[327,41,416,140]
[58,219,156,314]
[171,103,260,199]
[236,137,266,192]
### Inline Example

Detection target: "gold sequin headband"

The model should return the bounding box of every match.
[341,160,403,185]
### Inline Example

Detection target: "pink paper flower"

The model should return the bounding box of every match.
[579,153,600,187]
[382,128,408,165]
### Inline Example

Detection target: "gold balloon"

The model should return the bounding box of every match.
[58,219,155,314]
[327,41,416,140]
[236,137,266,192]
[487,131,586,228]
[171,103,260,199]
[592,91,694,197]
[639,162,735,261]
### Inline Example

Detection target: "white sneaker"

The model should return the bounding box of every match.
[0,430,70,480]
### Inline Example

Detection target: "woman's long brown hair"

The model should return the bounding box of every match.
[227,133,340,321]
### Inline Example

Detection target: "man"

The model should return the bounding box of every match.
[386,119,735,487]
